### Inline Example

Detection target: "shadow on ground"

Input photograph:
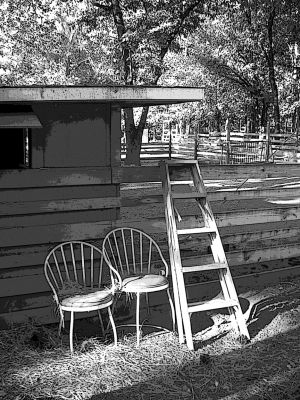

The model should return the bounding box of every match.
[88,325,300,400]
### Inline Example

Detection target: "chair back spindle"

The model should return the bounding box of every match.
[102,228,169,279]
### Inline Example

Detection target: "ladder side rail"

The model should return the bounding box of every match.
[191,163,250,339]
[162,160,250,346]
[160,162,194,349]
[160,163,185,344]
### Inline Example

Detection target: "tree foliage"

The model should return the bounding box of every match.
[188,0,300,133]
[2,0,300,163]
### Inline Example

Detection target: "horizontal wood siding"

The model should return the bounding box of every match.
[0,166,119,328]
[1,163,300,328]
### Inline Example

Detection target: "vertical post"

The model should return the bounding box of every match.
[194,129,198,160]
[266,121,271,161]
[225,118,231,164]
[296,109,299,147]
[168,129,172,160]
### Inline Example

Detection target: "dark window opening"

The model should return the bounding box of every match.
[0,105,35,169]
[0,128,31,169]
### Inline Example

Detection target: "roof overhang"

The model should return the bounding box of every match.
[0,86,205,107]
[0,112,42,128]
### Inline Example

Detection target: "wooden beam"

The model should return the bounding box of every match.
[0,86,204,104]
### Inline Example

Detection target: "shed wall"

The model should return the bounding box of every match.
[0,103,122,328]
[31,103,110,167]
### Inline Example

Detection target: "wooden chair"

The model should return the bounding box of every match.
[102,227,175,346]
[44,241,122,353]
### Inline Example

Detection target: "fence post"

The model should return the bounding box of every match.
[225,118,231,164]
[168,132,172,160]
[265,121,271,161]
[194,130,198,160]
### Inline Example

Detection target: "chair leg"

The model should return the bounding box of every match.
[167,288,176,332]
[69,311,74,354]
[107,306,118,345]
[97,310,105,337]
[58,308,64,336]
[145,293,151,315]
[106,292,121,332]
[136,292,140,347]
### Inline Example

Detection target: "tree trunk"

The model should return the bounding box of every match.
[110,0,204,165]
[124,106,149,166]
[215,106,222,133]
[266,3,280,136]
[260,97,269,138]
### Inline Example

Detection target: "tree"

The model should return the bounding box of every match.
[95,0,210,165]
[188,0,300,136]
[0,0,117,85]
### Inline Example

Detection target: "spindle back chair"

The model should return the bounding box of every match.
[102,227,175,346]
[44,241,121,352]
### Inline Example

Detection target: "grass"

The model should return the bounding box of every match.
[0,279,300,400]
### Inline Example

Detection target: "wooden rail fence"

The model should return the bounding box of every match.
[121,135,300,164]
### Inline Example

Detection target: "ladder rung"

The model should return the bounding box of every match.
[172,192,206,199]
[165,160,198,165]
[188,298,238,313]
[177,227,216,235]
[182,262,227,273]
[170,180,193,184]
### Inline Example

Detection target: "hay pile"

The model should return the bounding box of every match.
[0,280,300,400]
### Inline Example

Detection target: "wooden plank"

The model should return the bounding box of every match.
[0,274,49,297]
[0,292,52,314]
[0,208,118,229]
[0,167,112,189]
[0,221,112,248]
[0,184,119,203]
[0,197,120,217]
[208,186,300,202]
[216,205,300,226]
[0,306,55,328]
[187,265,300,303]
[113,163,300,183]
[120,185,300,205]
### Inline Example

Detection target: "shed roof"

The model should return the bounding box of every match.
[0,85,204,107]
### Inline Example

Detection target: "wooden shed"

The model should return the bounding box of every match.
[0,85,204,328]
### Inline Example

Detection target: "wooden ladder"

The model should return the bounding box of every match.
[160,160,250,350]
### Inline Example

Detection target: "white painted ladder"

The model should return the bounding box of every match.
[160,160,250,350]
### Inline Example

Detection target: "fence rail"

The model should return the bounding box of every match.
[121,136,300,164]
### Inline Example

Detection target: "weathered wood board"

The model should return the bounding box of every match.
[1,163,300,328]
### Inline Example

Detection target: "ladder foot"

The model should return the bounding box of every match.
[237,334,251,345]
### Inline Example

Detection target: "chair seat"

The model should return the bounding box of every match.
[59,287,113,309]
[122,274,169,293]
